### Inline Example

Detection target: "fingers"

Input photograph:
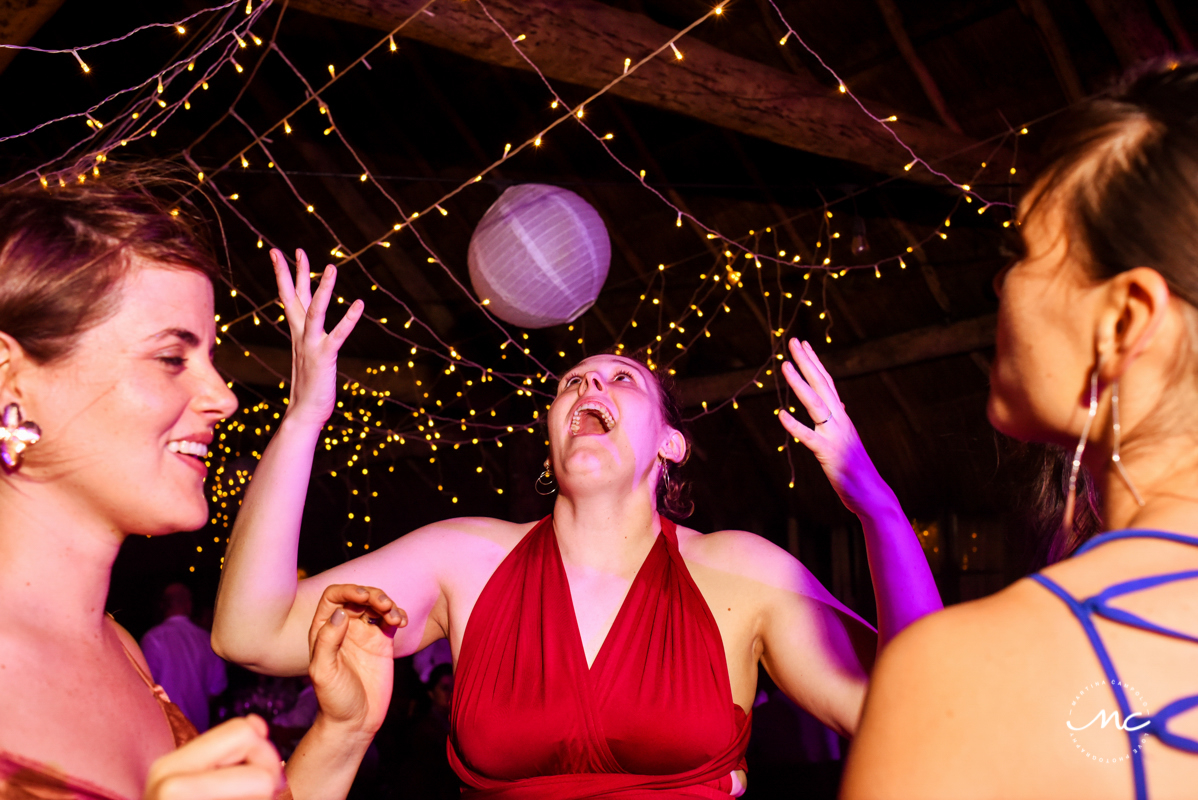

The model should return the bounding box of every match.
[788,339,839,412]
[270,250,306,335]
[778,408,820,450]
[148,765,280,800]
[144,717,281,800]
[781,359,832,427]
[799,339,844,407]
[304,264,340,340]
[310,606,351,675]
[328,299,364,350]
[309,585,406,643]
[295,249,313,309]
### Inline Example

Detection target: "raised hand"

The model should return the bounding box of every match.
[142,716,283,800]
[778,338,892,517]
[306,584,406,736]
[272,248,364,428]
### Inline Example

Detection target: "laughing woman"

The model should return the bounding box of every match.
[213,247,942,797]
[0,175,398,800]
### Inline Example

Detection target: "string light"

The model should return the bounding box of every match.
[8,0,1022,553]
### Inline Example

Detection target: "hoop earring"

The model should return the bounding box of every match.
[535,458,557,496]
[0,403,41,470]
[1110,379,1146,508]
[1062,368,1100,537]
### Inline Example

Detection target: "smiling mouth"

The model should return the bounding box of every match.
[167,440,209,459]
[569,401,616,436]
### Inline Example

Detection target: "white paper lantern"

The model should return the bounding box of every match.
[468,183,611,329]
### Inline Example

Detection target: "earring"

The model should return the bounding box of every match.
[1062,368,1100,537]
[535,458,557,496]
[659,457,672,493]
[1110,380,1146,507]
[0,403,41,470]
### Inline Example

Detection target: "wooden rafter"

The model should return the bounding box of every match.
[675,314,997,408]
[0,0,65,75]
[287,0,1008,184]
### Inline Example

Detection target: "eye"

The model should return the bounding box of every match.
[561,375,582,390]
[612,370,634,382]
[158,356,187,369]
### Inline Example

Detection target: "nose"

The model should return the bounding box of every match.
[199,360,239,420]
[577,371,604,394]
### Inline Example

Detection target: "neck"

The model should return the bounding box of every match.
[1089,431,1198,537]
[551,483,661,572]
[0,476,125,636]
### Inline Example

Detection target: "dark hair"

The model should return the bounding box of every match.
[615,350,694,521]
[1022,57,1198,560]
[0,167,221,364]
[1027,58,1198,306]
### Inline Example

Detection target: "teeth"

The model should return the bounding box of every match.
[168,440,209,457]
[569,401,616,434]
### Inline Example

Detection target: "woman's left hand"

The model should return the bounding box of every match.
[307,584,406,736]
[778,338,894,518]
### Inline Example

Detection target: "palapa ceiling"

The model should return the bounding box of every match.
[2,0,1192,625]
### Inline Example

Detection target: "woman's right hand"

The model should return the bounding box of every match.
[142,716,283,800]
[272,248,364,428]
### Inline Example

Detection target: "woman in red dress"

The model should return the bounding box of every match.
[214,247,942,797]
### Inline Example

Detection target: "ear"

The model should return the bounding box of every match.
[0,332,27,402]
[1094,267,1171,381]
[658,427,687,466]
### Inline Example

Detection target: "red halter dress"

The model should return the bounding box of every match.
[448,515,751,799]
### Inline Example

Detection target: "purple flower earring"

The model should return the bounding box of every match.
[0,403,41,469]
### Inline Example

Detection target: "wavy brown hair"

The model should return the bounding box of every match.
[0,166,221,364]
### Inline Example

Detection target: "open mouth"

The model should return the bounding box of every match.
[167,439,210,467]
[569,400,616,436]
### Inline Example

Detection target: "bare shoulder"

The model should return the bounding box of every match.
[842,578,1090,798]
[107,616,153,676]
[677,525,843,607]
[385,515,534,553]
[312,515,535,581]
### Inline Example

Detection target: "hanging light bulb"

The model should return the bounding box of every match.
[850,216,870,256]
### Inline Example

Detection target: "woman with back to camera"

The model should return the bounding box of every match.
[0,172,401,800]
[212,239,943,795]
[842,59,1198,799]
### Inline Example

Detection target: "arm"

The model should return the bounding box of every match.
[212,249,433,674]
[284,585,401,800]
[778,338,941,648]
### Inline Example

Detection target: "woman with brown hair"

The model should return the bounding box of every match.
[842,59,1198,799]
[212,234,942,795]
[0,173,400,800]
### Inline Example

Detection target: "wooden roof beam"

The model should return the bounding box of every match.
[287,0,1008,184]
[676,313,996,408]
[0,0,65,76]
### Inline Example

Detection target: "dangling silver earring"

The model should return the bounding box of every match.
[659,457,672,493]
[535,458,557,495]
[0,403,41,470]
[1110,379,1146,508]
[1063,368,1100,537]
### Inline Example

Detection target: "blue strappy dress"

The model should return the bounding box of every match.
[1030,529,1198,800]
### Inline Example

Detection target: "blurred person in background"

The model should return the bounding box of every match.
[140,583,227,733]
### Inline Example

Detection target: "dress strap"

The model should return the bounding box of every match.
[1075,529,1198,557]
[106,613,158,690]
[1030,573,1151,800]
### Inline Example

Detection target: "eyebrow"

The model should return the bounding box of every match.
[150,328,201,347]
[560,357,649,383]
